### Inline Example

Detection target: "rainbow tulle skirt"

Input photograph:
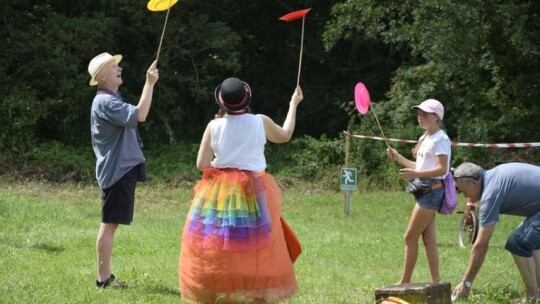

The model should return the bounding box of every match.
[182,168,272,252]
[179,169,298,302]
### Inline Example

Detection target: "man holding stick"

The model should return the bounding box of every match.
[88,52,159,287]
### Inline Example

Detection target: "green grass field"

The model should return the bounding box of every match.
[0,181,528,303]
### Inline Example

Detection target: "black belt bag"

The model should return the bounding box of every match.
[405,179,443,199]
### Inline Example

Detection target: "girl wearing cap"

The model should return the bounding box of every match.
[179,77,303,303]
[386,99,451,284]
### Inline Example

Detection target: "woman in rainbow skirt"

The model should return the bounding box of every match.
[179,77,303,303]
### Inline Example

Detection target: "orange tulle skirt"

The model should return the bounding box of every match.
[179,168,298,303]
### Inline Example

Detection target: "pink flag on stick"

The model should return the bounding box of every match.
[354,82,370,115]
[354,82,390,148]
[279,8,312,86]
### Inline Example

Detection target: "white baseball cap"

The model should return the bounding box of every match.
[88,52,122,86]
[412,99,444,120]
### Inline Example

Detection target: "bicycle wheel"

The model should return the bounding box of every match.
[458,210,479,247]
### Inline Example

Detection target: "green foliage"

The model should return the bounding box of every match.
[0,0,243,149]
[3,135,540,192]
[0,0,385,179]
[13,142,95,182]
[324,0,540,175]
[325,0,540,143]
[2,0,540,188]
[266,134,404,190]
[0,90,41,153]
[266,135,344,182]
[0,140,204,185]
[143,142,201,184]
[0,0,359,153]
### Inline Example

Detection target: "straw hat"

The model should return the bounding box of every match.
[88,52,122,86]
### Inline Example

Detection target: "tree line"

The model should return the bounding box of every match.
[2,0,539,173]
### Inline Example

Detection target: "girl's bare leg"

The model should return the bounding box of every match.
[399,204,437,284]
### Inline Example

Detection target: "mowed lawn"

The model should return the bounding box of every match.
[0,181,526,303]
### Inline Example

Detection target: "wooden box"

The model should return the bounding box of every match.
[375,282,451,304]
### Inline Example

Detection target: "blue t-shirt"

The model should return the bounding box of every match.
[90,85,144,189]
[480,163,540,227]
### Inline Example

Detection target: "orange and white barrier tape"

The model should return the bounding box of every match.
[344,132,540,148]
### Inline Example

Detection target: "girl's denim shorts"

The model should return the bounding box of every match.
[415,178,444,210]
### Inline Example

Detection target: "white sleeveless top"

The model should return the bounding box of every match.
[210,114,267,171]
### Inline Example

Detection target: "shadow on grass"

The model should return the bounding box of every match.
[437,242,506,250]
[437,242,463,248]
[1,240,65,254]
[8,242,67,254]
[29,242,65,253]
[143,283,180,297]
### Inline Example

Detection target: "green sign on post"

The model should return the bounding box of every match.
[340,168,357,216]
[340,168,358,191]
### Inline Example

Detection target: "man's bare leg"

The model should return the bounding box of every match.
[513,254,540,300]
[97,223,119,282]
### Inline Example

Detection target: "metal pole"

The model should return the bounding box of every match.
[345,191,351,216]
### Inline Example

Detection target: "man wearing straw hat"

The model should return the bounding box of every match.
[452,162,540,301]
[88,52,159,288]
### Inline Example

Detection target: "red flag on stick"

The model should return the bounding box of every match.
[279,8,311,22]
[279,8,311,86]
